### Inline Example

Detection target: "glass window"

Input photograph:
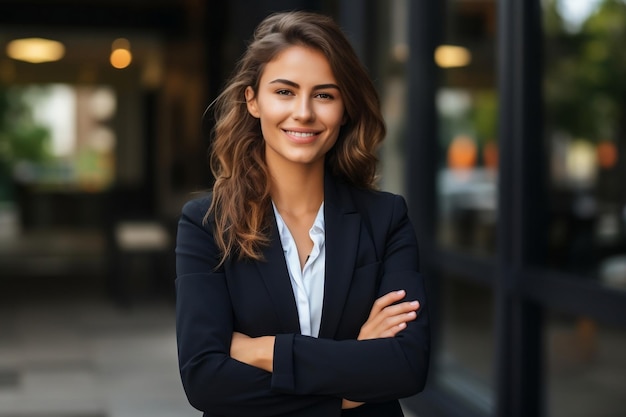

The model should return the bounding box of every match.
[546,311,626,416]
[436,273,495,414]
[436,0,498,257]
[1,84,116,194]
[378,0,410,196]
[543,0,626,287]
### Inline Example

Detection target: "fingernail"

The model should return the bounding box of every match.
[410,301,419,306]
[396,290,405,295]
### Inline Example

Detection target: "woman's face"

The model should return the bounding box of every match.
[245,45,346,171]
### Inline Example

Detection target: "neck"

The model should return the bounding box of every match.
[269,161,325,215]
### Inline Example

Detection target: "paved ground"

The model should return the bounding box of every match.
[0,294,193,417]
[0,280,417,417]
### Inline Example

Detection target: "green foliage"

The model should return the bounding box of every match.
[0,86,52,202]
[471,91,498,145]
[0,86,52,169]
[544,0,626,140]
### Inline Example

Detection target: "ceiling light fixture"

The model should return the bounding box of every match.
[6,37,65,64]
[435,45,472,68]
[110,38,132,69]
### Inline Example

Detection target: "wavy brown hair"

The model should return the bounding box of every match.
[206,10,386,264]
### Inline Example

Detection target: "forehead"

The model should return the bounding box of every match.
[259,45,338,85]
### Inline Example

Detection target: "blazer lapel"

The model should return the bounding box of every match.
[255,215,302,334]
[318,174,360,339]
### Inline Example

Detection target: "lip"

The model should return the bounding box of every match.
[282,128,321,144]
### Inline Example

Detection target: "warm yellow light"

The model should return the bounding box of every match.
[6,37,65,63]
[112,38,131,51]
[110,48,132,69]
[110,38,132,69]
[435,45,471,68]
[566,140,597,185]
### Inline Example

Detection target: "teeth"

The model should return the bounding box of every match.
[286,130,316,138]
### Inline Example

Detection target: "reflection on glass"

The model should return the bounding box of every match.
[436,0,498,256]
[0,84,116,237]
[379,0,410,195]
[1,84,116,193]
[546,311,626,416]
[437,274,494,414]
[543,0,626,288]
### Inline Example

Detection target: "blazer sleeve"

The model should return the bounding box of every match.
[175,198,340,416]
[271,194,430,402]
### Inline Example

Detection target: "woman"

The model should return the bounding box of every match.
[175,11,429,417]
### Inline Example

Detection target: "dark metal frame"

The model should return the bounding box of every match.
[400,0,626,416]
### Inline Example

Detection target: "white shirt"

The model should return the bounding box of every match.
[272,202,326,337]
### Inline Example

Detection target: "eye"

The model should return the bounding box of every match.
[276,89,293,96]
[315,92,334,100]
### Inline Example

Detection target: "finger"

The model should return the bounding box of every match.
[366,300,418,332]
[382,310,417,330]
[381,310,419,336]
[378,321,408,338]
[369,302,419,328]
[369,290,407,317]
[382,300,420,317]
[364,309,417,338]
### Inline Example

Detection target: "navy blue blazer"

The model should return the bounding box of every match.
[175,174,430,417]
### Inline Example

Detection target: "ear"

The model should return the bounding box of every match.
[245,86,260,118]
[341,112,348,126]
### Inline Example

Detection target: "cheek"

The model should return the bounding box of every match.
[258,120,274,141]
[324,128,342,150]
[259,99,292,121]
[322,106,347,129]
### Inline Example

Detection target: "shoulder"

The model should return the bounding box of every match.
[345,184,408,219]
[180,192,213,224]
[349,186,403,205]
[330,179,410,237]
[176,192,223,272]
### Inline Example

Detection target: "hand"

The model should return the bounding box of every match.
[358,290,420,341]
[341,290,420,409]
[230,332,275,372]
[342,399,364,409]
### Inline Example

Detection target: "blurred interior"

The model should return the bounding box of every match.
[0,0,218,306]
[0,1,625,417]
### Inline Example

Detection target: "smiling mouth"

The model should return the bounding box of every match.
[283,130,319,138]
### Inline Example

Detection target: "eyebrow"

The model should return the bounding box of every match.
[268,78,340,91]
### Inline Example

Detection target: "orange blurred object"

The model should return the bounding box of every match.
[483,140,498,169]
[596,140,618,169]
[110,48,132,69]
[448,135,478,169]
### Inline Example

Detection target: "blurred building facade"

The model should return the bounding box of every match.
[0,1,625,416]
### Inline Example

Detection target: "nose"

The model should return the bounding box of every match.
[292,96,314,122]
